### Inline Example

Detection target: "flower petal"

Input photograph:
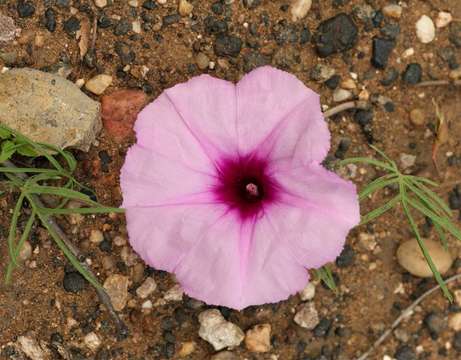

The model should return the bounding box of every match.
[165,75,238,160]
[270,162,360,268]
[120,144,215,208]
[125,204,227,273]
[236,66,330,164]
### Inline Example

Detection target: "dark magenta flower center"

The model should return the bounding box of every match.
[214,155,279,220]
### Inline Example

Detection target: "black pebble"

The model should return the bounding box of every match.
[453,331,461,351]
[56,0,71,7]
[98,14,113,29]
[372,10,384,27]
[335,138,351,159]
[424,312,446,339]
[63,272,86,293]
[99,239,112,252]
[313,318,332,337]
[325,75,341,90]
[44,8,56,32]
[336,245,355,268]
[142,0,157,10]
[115,41,136,64]
[114,20,131,36]
[214,34,242,57]
[164,342,175,359]
[395,345,416,360]
[371,37,395,69]
[63,16,81,36]
[204,16,228,34]
[163,14,181,27]
[402,63,422,84]
[380,22,400,40]
[449,187,461,209]
[314,13,358,58]
[354,109,373,126]
[384,101,395,112]
[211,2,224,15]
[380,67,399,86]
[17,1,35,18]
[300,27,311,44]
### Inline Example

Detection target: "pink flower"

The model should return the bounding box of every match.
[120,66,360,310]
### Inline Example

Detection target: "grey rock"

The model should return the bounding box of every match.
[0,13,20,43]
[0,68,101,151]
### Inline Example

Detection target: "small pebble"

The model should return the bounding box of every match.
[103,274,129,311]
[17,1,35,18]
[424,312,446,338]
[211,351,239,360]
[402,63,422,84]
[416,15,435,44]
[85,74,112,95]
[83,332,101,352]
[400,153,416,169]
[196,52,210,70]
[179,0,194,16]
[382,4,402,19]
[63,272,86,293]
[397,239,453,277]
[245,324,271,353]
[16,336,45,360]
[89,229,104,244]
[19,241,32,261]
[310,64,335,82]
[63,16,80,36]
[290,0,312,22]
[136,277,157,299]
[333,88,352,102]
[178,341,196,357]
[449,313,461,331]
[371,37,395,69]
[409,108,425,127]
[198,309,244,351]
[164,284,184,302]
[94,0,107,8]
[299,282,316,301]
[294,302,319,329]
[395,345,416,360]
[436,12,452,28]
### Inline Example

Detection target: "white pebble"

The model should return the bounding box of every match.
[17,336,46,360]
[89,229,104,244]
[94,0,107,8]
[132,20,141,34]
[85,74,112,95]
[333,88,353,103]
[136,277,157,299]
[449,313,461,331]
[198,310,244,351]
[416,15,435,44]
[299,282,316,301]
[290,0,312,22]
[83,332,101,352]
[164,284,184,302]
[294,302,319,329]
[382,4,402,19]
[436,11,452,28]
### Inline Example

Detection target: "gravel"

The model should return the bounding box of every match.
[214,34,242,57]
[63,271,86,293]
[17,1,35,18]
[371,37,395,68]
[314,13,358,57]
[402,63,422,84]
[198,310,244,351]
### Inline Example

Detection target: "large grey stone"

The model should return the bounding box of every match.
[0,68,101,151]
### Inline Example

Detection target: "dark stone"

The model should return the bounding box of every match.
[243,52,271,72]
[17,1,35,18]
[56,0,70,7]
[372,10,384,27]
[449,188,461,209]
[424,312,446,339]
[162,331,175,343]
[50,332,63,344]
[395,345,416,360]
[300,27,311,44]
[380,67,399,86]
[163,14,181,27]
[402,63,422,84]
[334,138,351,159]
[371,37,395,69]
[98,14,113,29]
[449,22,461,48]
[114,41,136,64]
[384,101,395,112]
[63,16,81,36]
[325,75,341,90]
[380,22,400,40]
[273,22,299,45]
[335,245,355,268]
[44,8,57,32]
[214,34,242,57]
[211,2,224,15]
[453,332,461,351]
[314,13,358,57]
[63,272,86,293]
[99,239,112,252]
[313,318,332,337]
[204,16,228,34]
[164,342,175,359]
[114,19,131,36]
[354,109,373,126]
[142,0,157,10]
[161,317,175,331]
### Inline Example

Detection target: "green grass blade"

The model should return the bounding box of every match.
[359,174,398,200]
[40,206,125,215]
[25,185,98,205]
[0,167,61,174]
[407,197,461,241]
[5,211,36,284]
[434,222,448,251]
[407,178,452,217]
[369,144,398,169]
[360,194,401,225]
[315,266,337,292]
[407,175,439,187]
[405,180,448,218]
[401,197,452,300]
[7,193,25,266]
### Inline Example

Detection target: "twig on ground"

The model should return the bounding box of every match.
[356,273,461,360]
[323,100,370,118]
[2,160,129,340]
[417,79,461,87]
[90,15,98,52]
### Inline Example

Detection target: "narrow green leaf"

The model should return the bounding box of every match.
[369,144,398,169]
[359,174,398,200]
[315,266,337,292]
[401,197,452,301]
[339,157,395,172]
[360,194,401,225]
[7,193,25,266]
[0,126,11,139]
[434,222,449,251]
[0,141,17,162]
[40,206,125,215]
[407,177,452,217]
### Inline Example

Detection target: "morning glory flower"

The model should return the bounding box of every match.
[120,66,360,310]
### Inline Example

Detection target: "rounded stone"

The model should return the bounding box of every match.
[397,239,453,278]
[416,15,435,44]
[63,272,87,293]
[85,74,113,95]
[409,108,425,126]
[245,324,271,353]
